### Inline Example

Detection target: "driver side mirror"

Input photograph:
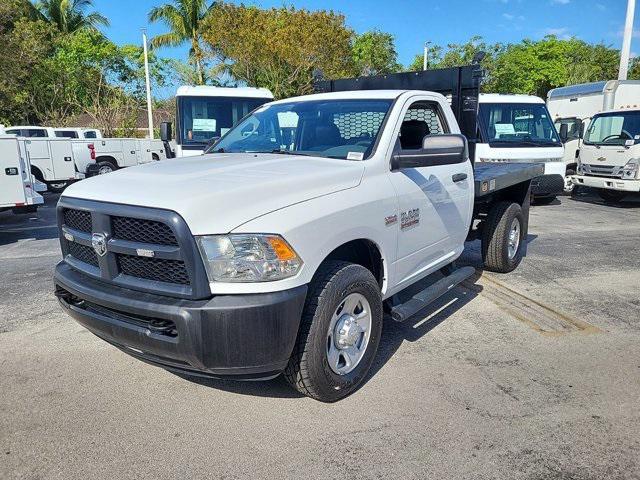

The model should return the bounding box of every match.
[559,123,569,143]
[392,134,468,170]
[160,122,172,142]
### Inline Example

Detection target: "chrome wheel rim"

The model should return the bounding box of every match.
[326,293,371,375]
[507,218,521,260]
[98,166,113,175]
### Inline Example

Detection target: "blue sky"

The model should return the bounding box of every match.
[96,0,638,92]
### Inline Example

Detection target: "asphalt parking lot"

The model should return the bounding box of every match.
[1,191,639,479]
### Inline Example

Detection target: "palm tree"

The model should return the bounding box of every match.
[148,0,214,85]
[35,0,110,33]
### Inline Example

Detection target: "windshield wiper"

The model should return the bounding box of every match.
[491,140,558,147]
[265,149,312,156]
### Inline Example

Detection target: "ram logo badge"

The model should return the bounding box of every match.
[401,208,420,230]
[91,233,108,257]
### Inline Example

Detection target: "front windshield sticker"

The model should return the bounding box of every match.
[347,152,365,160]
[193,119,217,132]
[494,123,516,136]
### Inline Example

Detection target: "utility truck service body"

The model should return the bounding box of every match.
[173,86,274,157]
[0,136,44,214]
[54,66,542,402]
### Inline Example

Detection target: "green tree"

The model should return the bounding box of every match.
[148,0,215,85]
[35,0,109,33]
[201,3,355,98]
[352,30,401,75]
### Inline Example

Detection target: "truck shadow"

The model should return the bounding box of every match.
[173,269,485,400]
[568,190,640,208]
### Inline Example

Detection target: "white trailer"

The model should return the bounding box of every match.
[171,86,273,157]
[547,80,640,191]
[0,136,44,214]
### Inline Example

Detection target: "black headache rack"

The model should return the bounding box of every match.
[314,65,484,160]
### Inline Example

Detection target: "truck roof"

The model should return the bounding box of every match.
[176,85,274,99]
[479,93,545,104]
[269,90,443,104]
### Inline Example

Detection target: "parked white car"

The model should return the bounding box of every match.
[0,136,44,214]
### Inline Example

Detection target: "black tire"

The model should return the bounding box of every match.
[284,261,383,402]
[532,195,556,205]
[46,181,68,193]
[482,201,525,273]
[597,189,626,203]
[96,161,116,175]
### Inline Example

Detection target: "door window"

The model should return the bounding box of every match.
[398,102,447,150]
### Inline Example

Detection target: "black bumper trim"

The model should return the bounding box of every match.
[531,174,565,196]
[54,262,307,378]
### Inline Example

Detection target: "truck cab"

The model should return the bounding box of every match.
[572,108,640,202]
[173,86,273,157]
[54,128,103,139]
[476,94,565,201]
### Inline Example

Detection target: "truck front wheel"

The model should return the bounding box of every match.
[284,261,383,402]
[482,201,525,273]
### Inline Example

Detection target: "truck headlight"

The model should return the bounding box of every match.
[196,234,303,282]
[622,159,640,180]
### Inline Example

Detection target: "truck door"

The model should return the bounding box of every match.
[24,139,54,181]
[0,138,26,206]
[387,98,474,288]
[48,140,75,181]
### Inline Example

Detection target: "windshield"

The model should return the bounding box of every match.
[479,102,561,147]
[177,95,271,147]
[584,111,640,146]
[211,99,393,160]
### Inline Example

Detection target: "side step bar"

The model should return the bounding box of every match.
[390,266,476,323]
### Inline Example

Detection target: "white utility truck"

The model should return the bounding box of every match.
[54,66,543,402]
[0,136,44,214]
[547,80,640,194]
[476,94,565,202]
[171,85,273,157]
[53,128,102,139]
[571,108,640,202]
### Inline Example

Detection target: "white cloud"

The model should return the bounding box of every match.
[551,0,570,4]
[502,13,525,21]
[544,27,571,39]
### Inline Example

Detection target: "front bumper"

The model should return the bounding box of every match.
[572,175,640,193]
[54,262,307,379]
[531,174,565,196]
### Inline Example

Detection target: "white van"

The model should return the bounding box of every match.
[476,94,566,202]
[173,86,274,157]
[0,136,44,214]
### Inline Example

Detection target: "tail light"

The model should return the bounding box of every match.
[88,143,96,160]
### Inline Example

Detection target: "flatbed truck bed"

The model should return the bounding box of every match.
[474,163,544,198]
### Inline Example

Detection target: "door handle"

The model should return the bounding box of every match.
[452,173,468,183]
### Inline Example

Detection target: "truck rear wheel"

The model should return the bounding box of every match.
[482,201,525,273]
[96,161,116,175]
[284,261,383,402]
[597,189,626,203]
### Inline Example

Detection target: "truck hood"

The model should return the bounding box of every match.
[62,153,365,234]
[580,144,639,167]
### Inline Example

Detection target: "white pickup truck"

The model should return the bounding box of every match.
[54,66,542,402]
[0,136,44,214]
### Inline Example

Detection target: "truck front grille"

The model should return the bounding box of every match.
[112,216,178,246]
[63,208,92,233]
[118,254,189,285]
[67,241,98,267]
[58,200,208,299]
[582,164,624,178]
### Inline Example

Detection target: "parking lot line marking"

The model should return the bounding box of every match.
[462,274,601,336]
